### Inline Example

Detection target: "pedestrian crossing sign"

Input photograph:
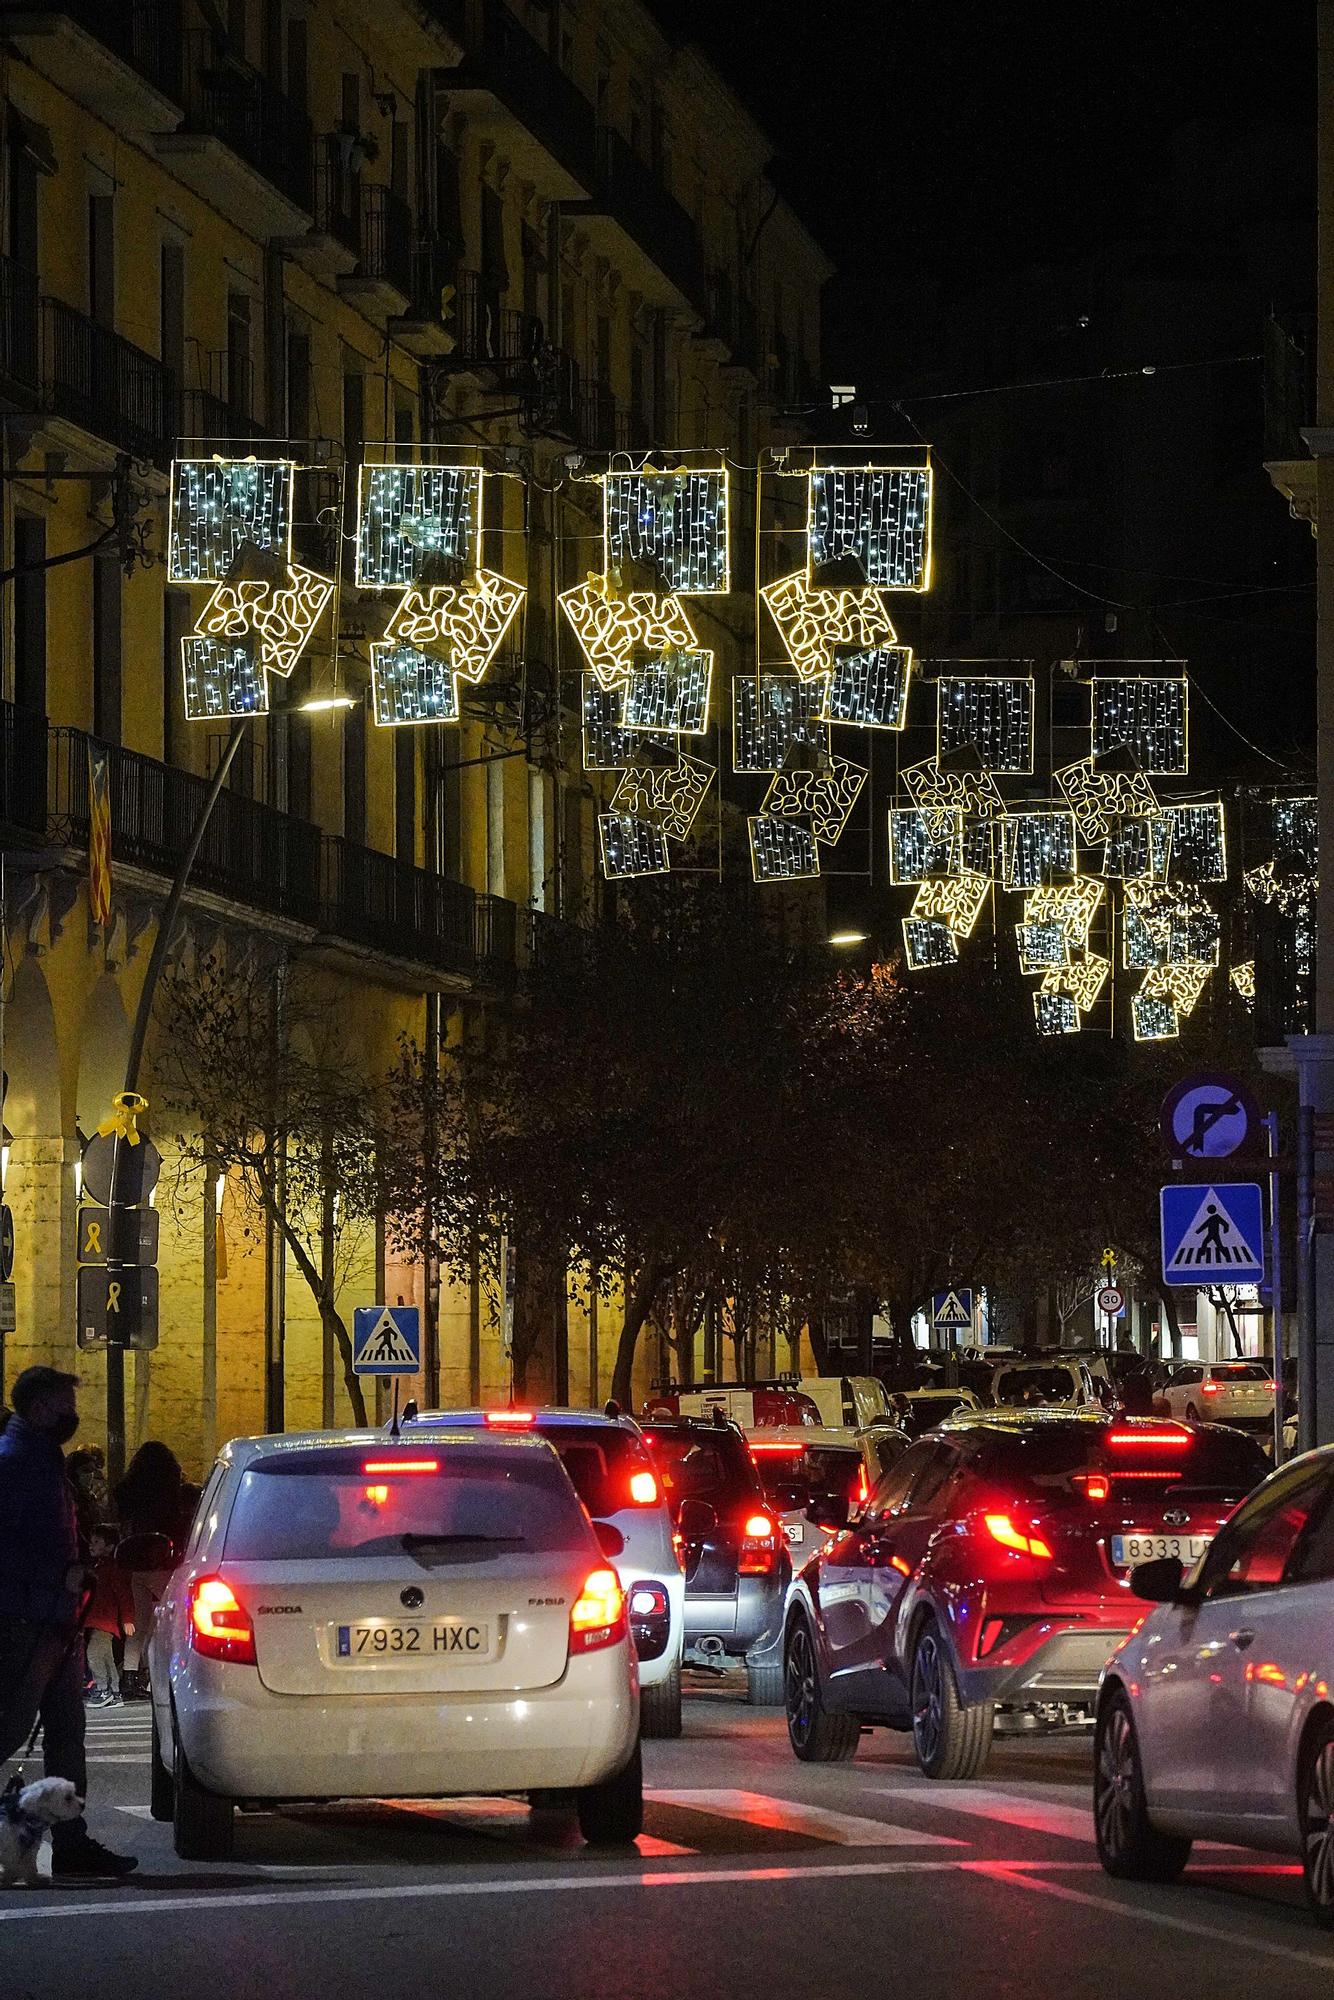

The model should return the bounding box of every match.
[1160,1183,1264,1287]
[931,1288,974,1332]
[352,1304,421,1375]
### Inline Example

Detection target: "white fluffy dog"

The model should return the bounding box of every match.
[0,1778,83,1886]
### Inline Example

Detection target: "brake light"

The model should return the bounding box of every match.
[364,1485,389,1505]
[628,1584,669,1620]
[362,1458,439,1473]
[484,1410,535,1427]
[628,1470,659,1505]
[853,1466,870,1508]
[748,1442,804,1455]
[189,1577,256,1664]
[1073,1473,1110,1503]
[570,1568,626,1653]
[1266,1381,1278,1392]
[743,1512,775,1538]
[1107,1427,1189,1449]
[1201,1382,1220,1397]
[983,1514,1053,1561]
[739,1511,779,1575]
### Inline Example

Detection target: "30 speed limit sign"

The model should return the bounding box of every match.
[1096,1285,1125,1316]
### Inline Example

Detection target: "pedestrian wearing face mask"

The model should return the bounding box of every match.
[0,1367,137,1881]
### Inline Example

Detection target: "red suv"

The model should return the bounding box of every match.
[782,1411,1268,1779]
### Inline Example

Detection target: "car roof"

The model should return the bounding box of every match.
[220,1427,553,1469]
[937,1407,1114,1435]
[403,1408,637,1431]
[746,1425,862,1451]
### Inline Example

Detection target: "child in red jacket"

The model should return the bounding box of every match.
[84,1525,134,1707]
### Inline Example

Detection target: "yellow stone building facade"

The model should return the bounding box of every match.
[0,0,829,1474]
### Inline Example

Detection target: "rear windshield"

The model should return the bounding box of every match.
[751,1444,862,1511]
[539,1426,654,1518]
[222,1448,589,1562]
[905,1395,969,1435]
[1209,1363,1272,1383]
[641,1429,758,1515]
[994,1367,1077,1404]
[979,1424,1269,1493]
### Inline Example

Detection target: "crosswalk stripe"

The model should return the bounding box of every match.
[647,1788,965,1847]
[876,1782,1240,1852]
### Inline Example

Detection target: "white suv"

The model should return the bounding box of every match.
[148,1429,641,1858]
[1160,1360,1276,1431]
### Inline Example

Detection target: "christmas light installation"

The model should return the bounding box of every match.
[937,676,1035,775]
[749,815,820,882]
[807,466,932,590]
[820,645,914,729]
[1016,920,1072,974]
[1091,676,1189,776]
[195,564,335,677]
[732,674,829,774]
[1056,758,1158,844]
[582,676,670,770]
[1024,878,1105,949]
[901,759,1006,832]
[1042,954,1110,1015]
[889,807,963,884]
[620,649,713,734]
[761,757,868,846]
[910,872,991,941]
[1001,810,1076,891]
[355,464,482,587]
[1034,991,1080,1036]
[902,918,959,969]
[181,634,268,721]
[598,814,670,879]
[1162,802,1227,883]
[370,642,461,725]
[168,459,294,583]
[604,469,729,595]
[610,757,714,842]
[1231,962,1256,1002]
[760,571,898,682]
[559,576,696,690]
[383,572,525,688]
[1141,960,1212,1018]
[1100,811,1173,883]
[1132,993,1179,1041]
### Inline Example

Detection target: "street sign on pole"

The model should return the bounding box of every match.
[931,1288,974,1334]
[0,1283,14,1335]
[0,1206,13,1284]
[75,1205,159,1266]
[80,1132,162,1207]
[76,1264,159,1350]
[1160,1072,1261,1162]
[1096,1285,1125,1317]
[1160,1183,1266,1287]
[352,1305,421,1376]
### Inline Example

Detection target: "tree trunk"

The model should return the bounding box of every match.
[325,1302,368,1426]
[1159,1290,1184,1359]
[610,1262,667,1409]
[805,1302,829,1374]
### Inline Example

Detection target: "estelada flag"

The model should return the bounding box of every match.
[88,749,112,927]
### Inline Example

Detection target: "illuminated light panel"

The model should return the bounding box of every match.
[1016,920,1071,974]
[604,469,729,594]
[1025,878,1105,948]
[581,676,671,771]
[1056,759,1158,843]
[749,815,820,882]
[732,673,829,774]
[1246,857,1315,916]
[1091,677,1189,776]
[962,817,1000,879]
[1231,961,1256,1002]
[762,756,868,846]
[901,759,1006,830]
[384,571,525,686]
[1100,811,1173,883]
[889,807,962,884]
[1142,961,1212,1018]
[820,646,913,729]
[621,649,712,735]
[196,563,334,677]
[370,642,460,726]
[355,464,482,588]
[1042,954,1111,1014]
[937,676,1035,775]
[1034,991,1081,1036]
[1001,811,1076,891]
[902,917,959,969]
[760,572,898,682]
[598,814,670,879]
[559,577,696,689]
[168,458,293,584]
[911,872,990,940]
[181,634,268,720]
[1274,797,1317,869]
[1162,802,1227,883]
[808,466,932,590]
[610,756,713,842]
[1133,992,1180,1041]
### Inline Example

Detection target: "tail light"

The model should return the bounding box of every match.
[570,1568,626,1654]
[1201,1383,1220,1398]
[739,1511,780,1575]
[362,1458,439,1473]
[983,1513,1054,1561]
[628,1470,660,1505]
[1107,1426,1190,1449]
[189,1577,257,1665]
[1073,1473,1110,1504]
[852,1465,870,1509]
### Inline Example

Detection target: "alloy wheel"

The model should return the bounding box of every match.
[1096,1705,1137,1859]
[912,1631,944,1766]
[1304,1740,1334,1909]
[786,1626,817,1745]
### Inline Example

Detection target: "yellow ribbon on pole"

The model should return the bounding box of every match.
[96,1091,148,1147]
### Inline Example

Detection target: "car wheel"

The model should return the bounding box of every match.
[785,1618,859,1763]
[172,1734,234,1861]
[1185,1403,1200,1422]
[150,1713,173,1822]
[746,1657,785,1707]
[1299,1716,1334,1925]
[910,1618,992,1780]
[1094,1690,1191,1882]
[576,1739,643,1847]
[639,1660,683,1739]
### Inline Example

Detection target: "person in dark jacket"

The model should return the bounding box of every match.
[0,1367,136,1881]
[113,1441,200,1691]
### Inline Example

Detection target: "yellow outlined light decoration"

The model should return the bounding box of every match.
[1034,991,1081,1036]
[937,676,1035,775]
[181,634,268,720]
[621,649,713,735]
[760,572,898,682]
[369,643,460,726]
[384,572,525,687]
[1042,954,1111,1014]
[1024,877,1105,948]
[911,872,991,940]
[762,757,868,847]
[1162,802,1227,883]
[196,564,334,677]
[598,815,670,879]
[1056,758,1158,843]
[902,918,959,969]
[1231,962,1256,1002]
[1001,810,1076,891]
[1091,676,1189,776]
[820,646,914,729]
[604,468,730,595]
[902,760,1006,833]
[749,816,820,882]
[807,466,932,591]
[1016,920,1072,974]
[1142,961,1212,1017]
[732,673,830,775]
[611,757,714,842]
[559,576,696,690]
[168,458,294,583]
[889,807,963,884]
[1133,993,1180,1041]
[355,463,482,587]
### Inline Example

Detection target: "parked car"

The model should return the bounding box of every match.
[1158,1359,1277,1432]
[149,1429,642,1858]
[399,1407,685,1737]
[1095,1444,1334,1923]
[989,1357,1106,1411]
[642,1384,822,1429]
[781,1410,1268,1778]
[639,1414,790,1704]
[792,1376,895,1430]
[897,1387,984,1436]
[746,1424,912,1556]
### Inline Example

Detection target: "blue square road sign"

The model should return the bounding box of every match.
[1160,1183,1265,1288]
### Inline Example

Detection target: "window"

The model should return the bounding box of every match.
[528,765,547,911]
[162,588,189,765]
[863,1441,936,1524]
[12,513,46,713]
[285,14,308,116]
[1209,1363,1272,1383]
[343,703,366,848]
[540,1427,654,1519]
[905,1443,961,1514]
[486,755,505,897]
[88,192,114,328]
[395,729,416,863]
[263,0,284,84]
[160,242,185,385]
[8,132,39,271]
[1282,1476,1334,1586]
[1201,1462,1334,1598]
[285,325,310,441]
[1173,1366,1203,1386]
[92,552,122,744]
[227,291,253,418]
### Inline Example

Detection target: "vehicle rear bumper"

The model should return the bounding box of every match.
[958,1625,1133,1708]
[684,1574,783,1656]
[170,1651,639,1800]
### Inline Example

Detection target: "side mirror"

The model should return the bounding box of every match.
[808,1493,850,1531]
[594,1520,626,1560]
[677,1498,716,1540]
[1130,1556,1188,1604]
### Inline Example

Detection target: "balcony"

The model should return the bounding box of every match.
[432,0,598,199]
[0,700,49,839]
[179,387,270,451]
[43,297,176,466]
[155,26,313,238]
[1263,312,1318,533]
[573,128,705,315]
[387,238,460,358]
[338,185,414,318]
[321,837,482,981]
[279,137,361,279]
[475,892,518,987]
[0,0,183,137]
[580,378,628,454]
[0,253,41,399]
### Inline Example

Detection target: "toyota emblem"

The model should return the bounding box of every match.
[400,1586,425,1611]
[1163,1509,1190,1528]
